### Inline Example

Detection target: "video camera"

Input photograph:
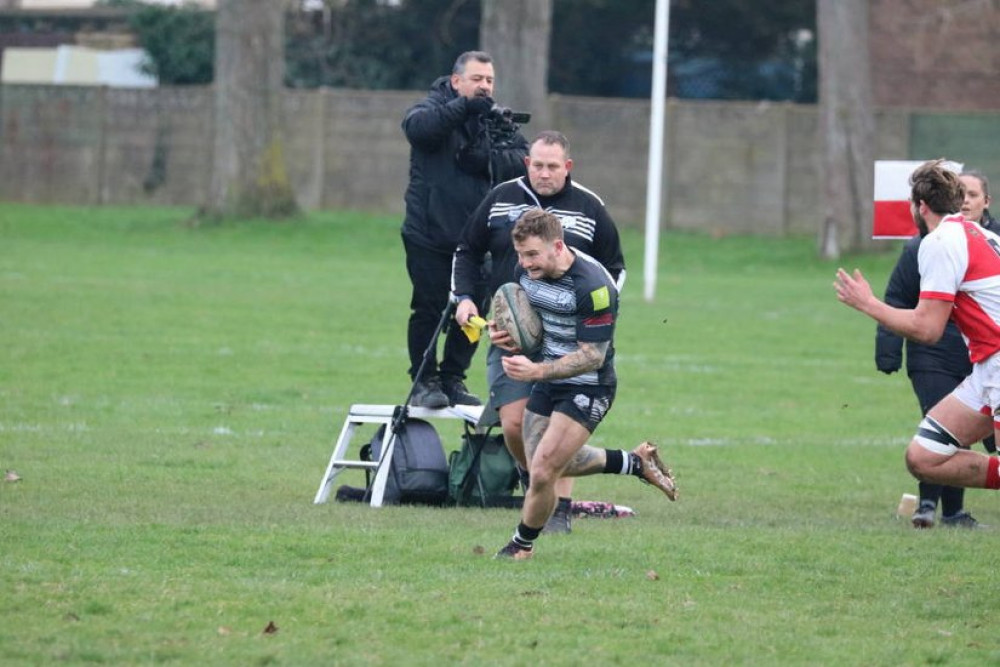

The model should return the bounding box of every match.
[484,104,530,146]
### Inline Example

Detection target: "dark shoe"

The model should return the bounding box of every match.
[542,497,572,534]
[911,502,936,529]
[940,511,983,528]
[442,378,482,406]
[409,376,449,409]
[494,541,533,560]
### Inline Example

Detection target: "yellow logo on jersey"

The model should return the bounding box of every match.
[591,285,610,311]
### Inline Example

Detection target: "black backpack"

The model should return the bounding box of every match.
[361,418,449,506]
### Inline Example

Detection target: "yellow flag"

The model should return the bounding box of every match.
[460,316,488,343]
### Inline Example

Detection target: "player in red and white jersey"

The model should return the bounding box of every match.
[835,159,1000,492]
[918,214,1000,362]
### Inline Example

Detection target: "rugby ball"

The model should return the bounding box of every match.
[491,282,542,354]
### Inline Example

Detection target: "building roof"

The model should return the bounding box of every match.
[1,44,157,87]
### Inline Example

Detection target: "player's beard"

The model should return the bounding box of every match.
[913,207,929,236]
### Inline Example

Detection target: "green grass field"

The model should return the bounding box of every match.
[2,203,998,666]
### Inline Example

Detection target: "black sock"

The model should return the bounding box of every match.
[603,449,623,473]
[940,486,965,517]
[513,522,542,550]
[603,449,643,476]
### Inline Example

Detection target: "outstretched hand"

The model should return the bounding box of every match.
[833,268,874,312]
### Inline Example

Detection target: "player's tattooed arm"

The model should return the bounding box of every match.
[539,341,609,380]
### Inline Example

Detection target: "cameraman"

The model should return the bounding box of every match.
[401,51,529,408]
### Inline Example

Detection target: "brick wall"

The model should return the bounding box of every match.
[870,0,1000,111]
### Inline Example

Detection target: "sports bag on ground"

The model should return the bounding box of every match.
[448,424,522,508]
[361,418,450,506]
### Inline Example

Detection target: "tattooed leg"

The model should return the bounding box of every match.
[520,410,591,529]
[562,444,610,477]
[522,409,576,504]
[522,409,549,465]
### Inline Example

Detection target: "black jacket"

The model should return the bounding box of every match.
[401,76,528,254]
[875,212,1000,376]
[452,174,626,300]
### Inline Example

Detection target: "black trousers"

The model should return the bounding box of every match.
[402,237,485,382]
[910,371,997,515]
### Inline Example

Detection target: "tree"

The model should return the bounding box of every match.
[547,0,815,101]
[125,2,215,85]
[817,0,875,259]
[479,0,553,129]
[204,0,298,220]
[670,0,816,101]
[284,0,480,90]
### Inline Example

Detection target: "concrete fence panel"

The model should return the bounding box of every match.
[101,87,213,206]
[2,85,104,204]
[1,83,998,235]
[548,94,652,227]
[667,100,789,235]
[317,88,413,215]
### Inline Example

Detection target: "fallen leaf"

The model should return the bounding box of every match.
[263,621,278,635]
[646,570,659,581]
[4,470,21,482]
